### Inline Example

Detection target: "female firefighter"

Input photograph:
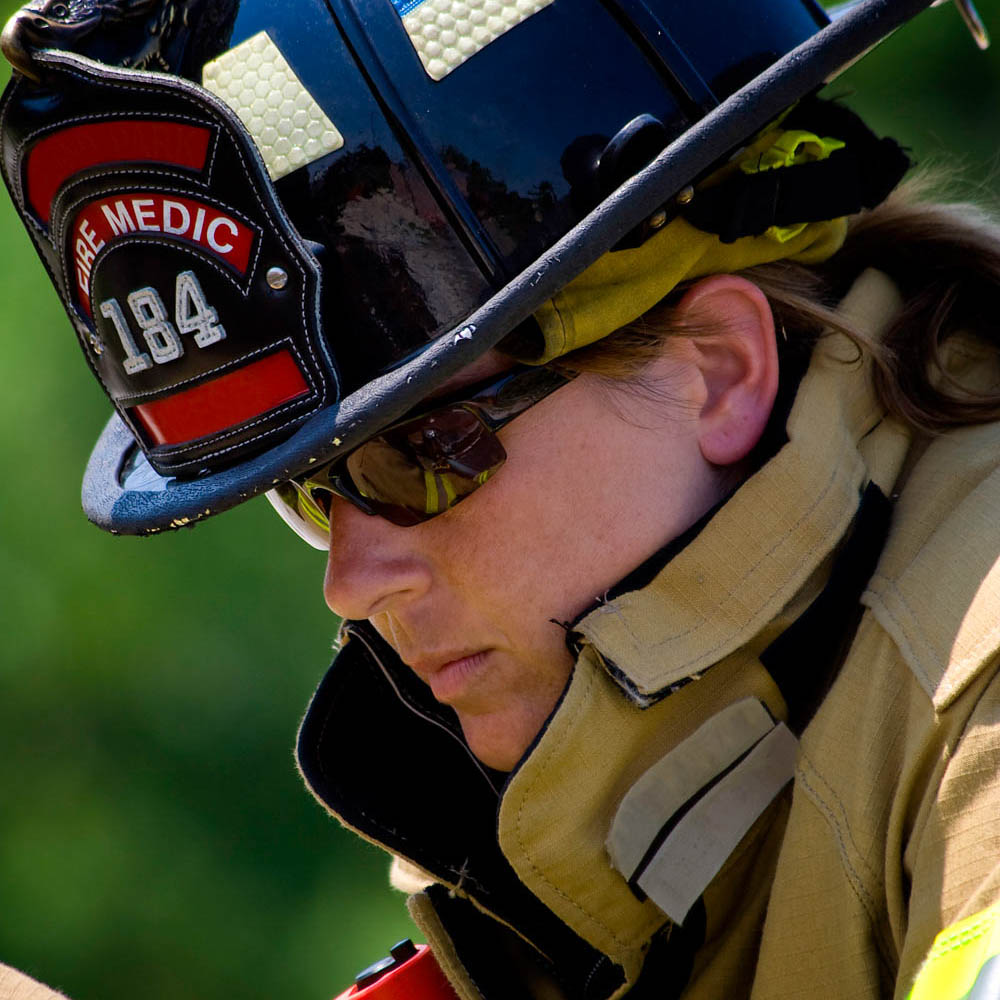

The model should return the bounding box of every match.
[1,0,999,998]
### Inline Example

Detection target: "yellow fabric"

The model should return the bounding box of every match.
[523,128,849,364]
[739,130,846,175]
[906,904,1000,1000]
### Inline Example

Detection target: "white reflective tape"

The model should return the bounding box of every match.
[635,723,799,924]
[202,31,345,181]
[399,0,555,82]
[607,698,776,879]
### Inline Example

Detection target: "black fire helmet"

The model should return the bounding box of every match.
[0,0,986,535]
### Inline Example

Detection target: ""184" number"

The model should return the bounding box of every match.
[99,271,226,375]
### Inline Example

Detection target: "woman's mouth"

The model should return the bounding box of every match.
[422,650,492,704]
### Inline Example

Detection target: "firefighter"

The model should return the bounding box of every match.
[1,0,999,997]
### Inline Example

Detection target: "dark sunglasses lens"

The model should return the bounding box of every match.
[345,406,507,524]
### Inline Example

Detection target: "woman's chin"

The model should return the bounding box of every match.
[459,709,542,773]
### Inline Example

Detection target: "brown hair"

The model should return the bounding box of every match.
[556,174,1000,435]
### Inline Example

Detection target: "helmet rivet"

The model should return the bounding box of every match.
[649,209,668,230]
[676,185,695,206]
[267,266,289,290]
[89,333,104,355]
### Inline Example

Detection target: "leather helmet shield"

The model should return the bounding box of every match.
[1,48,336,476]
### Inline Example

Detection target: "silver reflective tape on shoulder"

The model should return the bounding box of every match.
[400,0,555,82]
[607,698,776,880]
[202,32,345,181]
[636,722,798,924]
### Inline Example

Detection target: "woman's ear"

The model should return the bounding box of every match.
[674,274,779,467]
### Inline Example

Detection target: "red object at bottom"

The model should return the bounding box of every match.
[333,944,459,1000]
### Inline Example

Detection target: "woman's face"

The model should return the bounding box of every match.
[322,278,778,771]
[323,358,723,770]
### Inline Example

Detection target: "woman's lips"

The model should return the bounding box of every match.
[421,650,491,704]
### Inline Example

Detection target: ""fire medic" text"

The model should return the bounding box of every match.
[71,193,255,311]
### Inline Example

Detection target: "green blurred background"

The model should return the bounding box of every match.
[0,3,998,998]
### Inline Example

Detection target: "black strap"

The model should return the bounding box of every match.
[682,100,911,244]
[761,482,893,734]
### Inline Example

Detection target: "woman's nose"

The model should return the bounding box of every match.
[322,495,433,621]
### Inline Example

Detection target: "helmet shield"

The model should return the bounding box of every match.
[1,49,336,477]
[0,0,940,534]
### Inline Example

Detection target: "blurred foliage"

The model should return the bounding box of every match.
[0,2,998,998]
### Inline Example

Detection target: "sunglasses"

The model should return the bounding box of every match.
[266,365,574,549]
